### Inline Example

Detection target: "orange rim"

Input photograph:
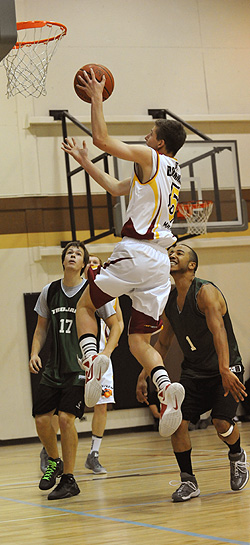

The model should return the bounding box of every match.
[14,21,67,48]
[177,200,213,218]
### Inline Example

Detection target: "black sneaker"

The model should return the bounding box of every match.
[48,474,80,500]
[39,457,63,490]
[228,448,249,491]
[172,472,200,502]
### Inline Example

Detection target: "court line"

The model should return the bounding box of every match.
[0,456,233,488]
[0,495,249,545]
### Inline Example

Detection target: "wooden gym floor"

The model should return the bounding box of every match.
[1,422,250,545]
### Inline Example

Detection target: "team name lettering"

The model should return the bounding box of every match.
[167,165,181,183]
[51,307,76,314]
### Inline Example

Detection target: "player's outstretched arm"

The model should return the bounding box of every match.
[76,68,152,167]
[197,284,247,403]
[61,137,130,196]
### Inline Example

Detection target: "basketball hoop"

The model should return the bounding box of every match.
[1,21,67,98]
[177,200,213,235]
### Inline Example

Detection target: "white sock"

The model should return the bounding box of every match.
[151,367,171,392]
[79,334,97,361]
[90,435,102,454]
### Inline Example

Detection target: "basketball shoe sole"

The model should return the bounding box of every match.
[158,383,185,437]
[83,354,109,407]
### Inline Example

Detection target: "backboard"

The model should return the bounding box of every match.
[0,0,17,62]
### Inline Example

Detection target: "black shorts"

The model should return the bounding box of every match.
[33,383,85,419]
[180,371,243,425]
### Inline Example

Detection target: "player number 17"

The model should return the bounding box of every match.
[59,318,73,334]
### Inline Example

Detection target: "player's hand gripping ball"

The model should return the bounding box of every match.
[74,63,114,103]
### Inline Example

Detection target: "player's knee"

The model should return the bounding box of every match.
[213,418,234,437]
[58,411,75,432]
[128,333,146,356]
[172,419,188,437]
[94,403,107,416]
[35,414,50,433]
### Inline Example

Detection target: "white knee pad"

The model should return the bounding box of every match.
[220,424,234,438]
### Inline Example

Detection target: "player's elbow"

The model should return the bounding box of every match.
[110,185,122,197]
[93,136,107,151]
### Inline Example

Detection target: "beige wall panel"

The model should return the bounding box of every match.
[0,126,25,196]
[199,0,250,48]
[204,49,250,114]
[15,0,201,48]
[26,44,208,117]
[0,74,18,123]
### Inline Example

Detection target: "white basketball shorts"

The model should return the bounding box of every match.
[88,237,171,334]
[96,358,114,405]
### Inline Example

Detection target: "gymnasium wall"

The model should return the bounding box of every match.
[0,0,250,440]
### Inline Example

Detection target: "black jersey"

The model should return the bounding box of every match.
[165,277,242,379]
[40,279,88,388]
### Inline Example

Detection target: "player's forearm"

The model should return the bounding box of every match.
[91,95,109,149]
[30,337,43,358]
[79,156,128,196]
[30,329,47,357]
[212,327,230,375]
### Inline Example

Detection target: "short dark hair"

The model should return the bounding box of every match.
[61,241,89,275]
[181,243,198,272]
[155,119,186,156]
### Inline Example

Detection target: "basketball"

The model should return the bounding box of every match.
[74,63,114,103]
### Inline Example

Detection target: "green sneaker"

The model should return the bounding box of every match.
[39,457,63,491]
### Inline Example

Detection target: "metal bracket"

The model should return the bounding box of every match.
[49,109,69,120]
[148,109,167,119]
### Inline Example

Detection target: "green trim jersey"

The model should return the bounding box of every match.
[35,279,116,388]
[165,277,243,379]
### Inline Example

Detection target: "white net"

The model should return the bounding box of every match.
[177,201,213,235]
[1,21,67,98]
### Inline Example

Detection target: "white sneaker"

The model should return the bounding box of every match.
[158,383,185,437]
[82,354,109,407]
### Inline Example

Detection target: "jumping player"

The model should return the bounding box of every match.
[136,243,248,501]
[61,68,187,437]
